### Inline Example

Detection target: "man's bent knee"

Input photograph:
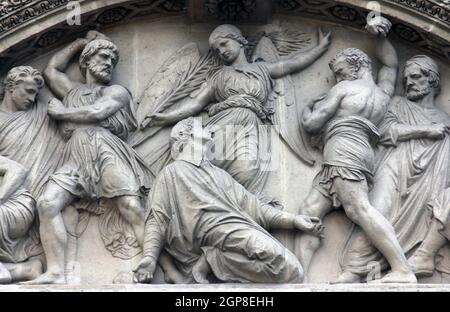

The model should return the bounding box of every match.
[117,197,144,221]
[37,195,63,219]
[344,203,370,225]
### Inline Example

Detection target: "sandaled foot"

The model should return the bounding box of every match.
[0,263,12,284]
[332,271,361,284]
[20,272,66,285]
[378,271,417,284]
[192,255,211,284]
[409,252,435,277]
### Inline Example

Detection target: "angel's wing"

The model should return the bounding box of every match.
[128,43,218,178]
[252,34,316,166]
[128,42,217,147]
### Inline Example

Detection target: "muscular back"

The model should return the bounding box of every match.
[335,79,390,126]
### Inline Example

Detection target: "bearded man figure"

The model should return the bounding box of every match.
[26,31,153,284]
[338,55,450,282]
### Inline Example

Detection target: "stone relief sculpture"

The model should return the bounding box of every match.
[338,55,450,282]
[133,117,324,284]
[24,31,154,284]
[410,188,450,277]
[1,1,450,288]
[0,66,67,284]
[297,16,417,283]
[0,155,42,283]
[134,24,331,194]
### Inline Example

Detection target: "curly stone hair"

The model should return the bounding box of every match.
[0,66,44,101]
[329,48,372,73]
[79,39,119,76]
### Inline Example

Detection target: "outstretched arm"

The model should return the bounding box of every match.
[47,85,129,123]
[141,83,213,129]
[266,28,331,79]
[366,17,398,97]
[302,86,345,134]
[0,156,28,205]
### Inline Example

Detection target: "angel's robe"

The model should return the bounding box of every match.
[143,157,303,283]
[339,96,450,276]
[0,101,64,262]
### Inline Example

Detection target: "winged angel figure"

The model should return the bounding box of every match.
[129,24,331,194]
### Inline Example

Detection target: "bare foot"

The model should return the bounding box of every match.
[409,252,435,277]
[0,263,12,284]
[332,271,361,284]
[22,259,44,281]
[20,272,66,285]
[192,255,211,284]
[378,271,417,284]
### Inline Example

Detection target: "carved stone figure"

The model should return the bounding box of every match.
[0,66,67,283]
[297,16,416,283]
[133,117,324,284]
[136,24,330,194]
[338,55,450,282]
[0,155,42,284]
[25,31,154,284]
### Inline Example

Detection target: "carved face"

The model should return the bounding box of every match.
[8,78,39,111]
[331,56,359,83]
[86,48,116,84]
[211,37,242,65]
[404,63,433,101]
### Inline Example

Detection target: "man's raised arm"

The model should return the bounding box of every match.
[43,38,89,100]
[367,16,398,97]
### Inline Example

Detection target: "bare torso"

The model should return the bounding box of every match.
[334,79,390,126]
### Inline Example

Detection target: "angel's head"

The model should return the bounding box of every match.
[209,24,248,65]
[79,39,119,84]
[329,48,372,83]
[0,66,44,112]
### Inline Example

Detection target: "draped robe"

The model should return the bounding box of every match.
[340,96,450,276]
[0,101,64,263]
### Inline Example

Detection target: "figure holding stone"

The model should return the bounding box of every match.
[339,55,450,282]
[26,31,153,284]
[133,117,324,284]
[298,16,416,283]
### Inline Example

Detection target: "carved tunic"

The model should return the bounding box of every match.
[313,116,380,207]
[51,85,151,200]
[205,63,274,192]
[340,96,450,275]
[143,158,302,283]
[49,85,153,259]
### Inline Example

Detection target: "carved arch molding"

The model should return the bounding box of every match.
[0,0,449,74]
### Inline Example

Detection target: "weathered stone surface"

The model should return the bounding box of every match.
[1,0,450,290]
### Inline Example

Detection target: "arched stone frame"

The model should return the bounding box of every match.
[1,0,450,286]
[1,0,450,74]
